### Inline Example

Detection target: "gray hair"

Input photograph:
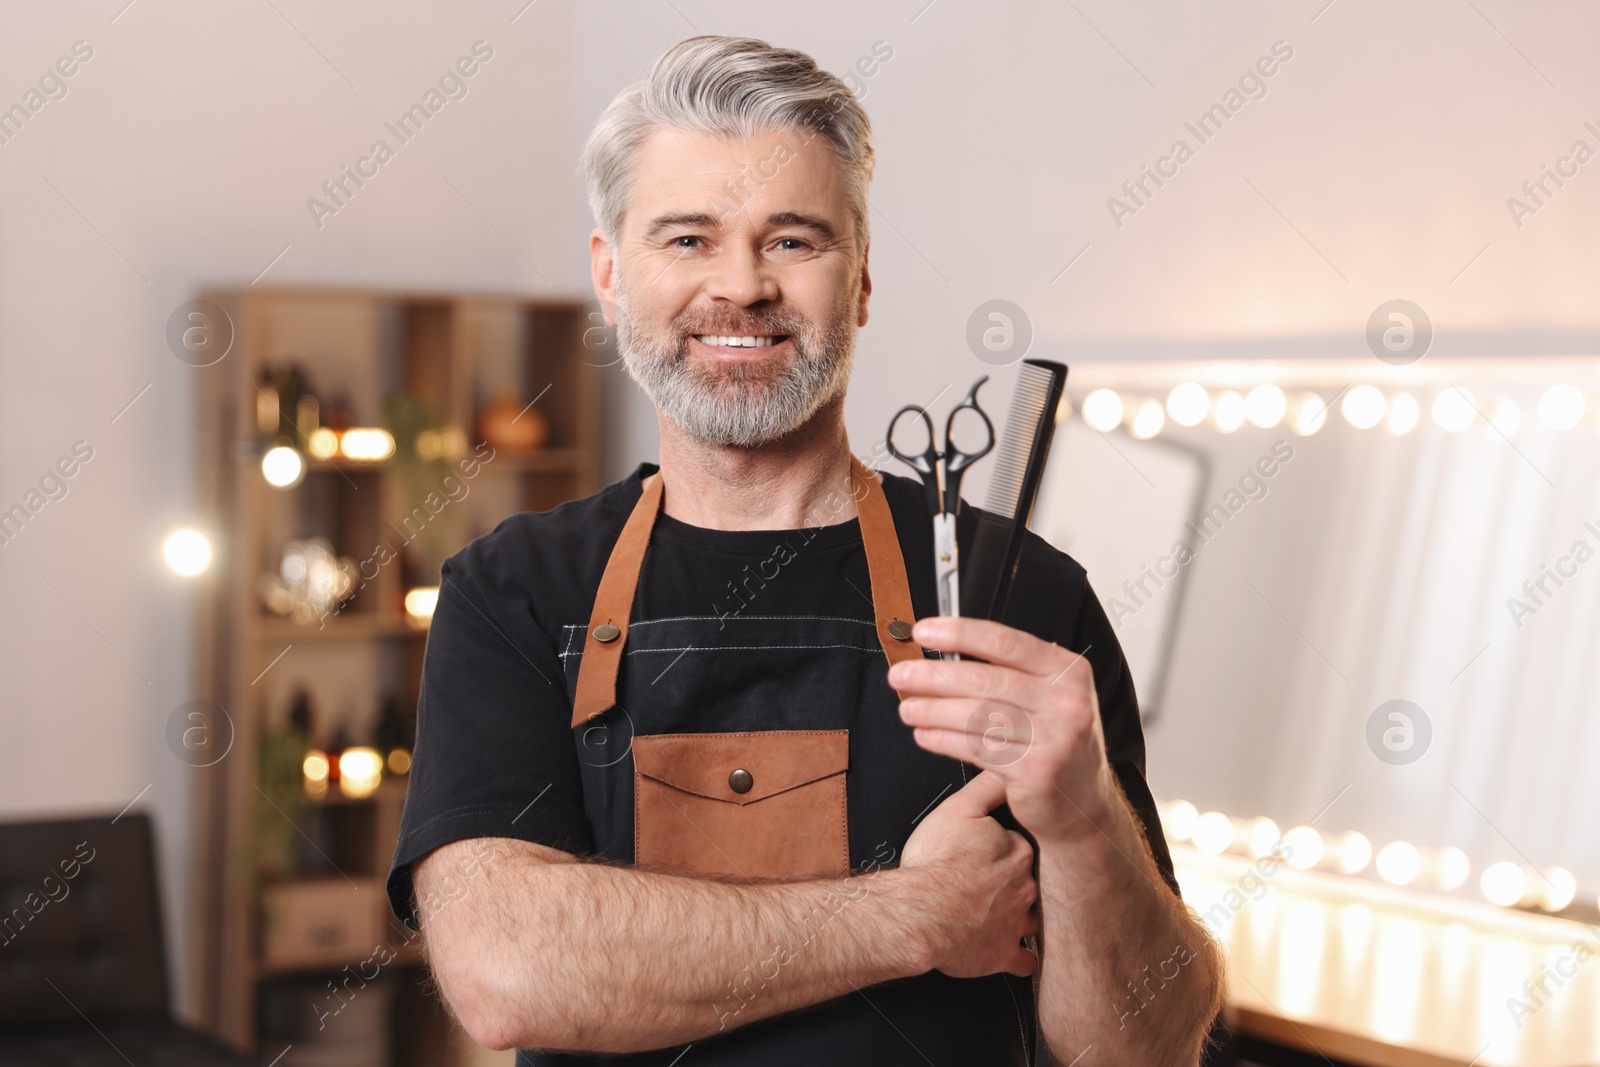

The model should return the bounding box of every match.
[580,35,875,254]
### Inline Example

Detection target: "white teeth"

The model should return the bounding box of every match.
[695,335,780,347]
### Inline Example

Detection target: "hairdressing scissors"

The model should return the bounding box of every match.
[886,376,995,640]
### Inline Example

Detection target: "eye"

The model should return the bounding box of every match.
[671,235,703,249]
[774,237,810,251]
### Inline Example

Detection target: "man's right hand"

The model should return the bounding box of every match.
[898,770,1040,979]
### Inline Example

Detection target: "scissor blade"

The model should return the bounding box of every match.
[932,514,962,660]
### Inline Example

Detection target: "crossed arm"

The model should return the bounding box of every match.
[415,617,1222,1061]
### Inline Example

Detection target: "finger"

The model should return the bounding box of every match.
[889,656,1037,705]
[931,767,1008,818]
[900,696,1035,746]
[911,724,1033,772]
[910,616,1078,679]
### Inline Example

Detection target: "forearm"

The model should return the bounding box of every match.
[1034,775,1224,1063]
[421,838,930,1054]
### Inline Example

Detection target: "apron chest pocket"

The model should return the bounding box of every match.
[632,730,850,880]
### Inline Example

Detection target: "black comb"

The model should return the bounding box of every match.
[959,359,1068,621]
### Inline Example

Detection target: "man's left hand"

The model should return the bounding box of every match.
[889,616,1117,846]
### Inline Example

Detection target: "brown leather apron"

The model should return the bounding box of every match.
[568,454,931,880]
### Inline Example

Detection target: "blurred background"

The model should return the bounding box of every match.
[1,1,1597,1065]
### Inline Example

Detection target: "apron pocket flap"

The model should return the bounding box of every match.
[632,730,848,806]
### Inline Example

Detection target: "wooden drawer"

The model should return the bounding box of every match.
[261,878,385,970]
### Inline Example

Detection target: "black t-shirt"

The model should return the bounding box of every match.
[387,461,1177,1063]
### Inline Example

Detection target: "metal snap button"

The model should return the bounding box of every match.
[728,768,753,794]
[887,619,913,641]
[593,623,621,643]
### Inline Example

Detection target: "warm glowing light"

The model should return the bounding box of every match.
[1166,382,1210,427]
[1292,393,1329,436]
[1376,841,1421,885]
[1480,861,1527,907]
[1129,398,1165,439]
[1248,817,1282,859]
[1487,397,1521,439]
[1386,392,1420,435]
[339,428,396,462]
[1163,800,1198,842]
[404,586,439,620]
[1431,388,1477,432]
[1245,384,1286,429]
[1192,811,1232,855]
[1340,385,1386,429]
[338,747,384,798]
[302,749,329,799]
[1537,866,1577,911]
[1281,826,1324,870]
[1082,389,1124,432]
[387,747,412,775]
[1335,831,1372,874]
[1538,384,1586,430]
[307,427,340,459]
[1212,390,1246,433]
[163,529,212,577]
[1435,846,1470,891]
[261,445,306,489]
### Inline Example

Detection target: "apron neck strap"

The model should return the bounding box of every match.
[571,452,925,728]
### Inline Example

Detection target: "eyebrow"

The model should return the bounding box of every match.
[640,210,839,244]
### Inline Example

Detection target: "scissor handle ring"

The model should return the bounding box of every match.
[942,378,996,474]
[885,405,938,474]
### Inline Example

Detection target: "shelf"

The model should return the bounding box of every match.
[259,613,427,643]
[304,777,409,808]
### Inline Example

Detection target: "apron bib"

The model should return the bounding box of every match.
[550,453,1034,1065]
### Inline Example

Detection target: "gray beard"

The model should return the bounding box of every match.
[614,277,856,448]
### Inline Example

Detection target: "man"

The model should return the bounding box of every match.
[388,34,1223,1065]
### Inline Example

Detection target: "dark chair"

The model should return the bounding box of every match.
[0,812,255,1065]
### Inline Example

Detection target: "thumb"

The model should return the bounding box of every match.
[941,769,1009,819]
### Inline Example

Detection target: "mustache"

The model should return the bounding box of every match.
[674,315,806,337]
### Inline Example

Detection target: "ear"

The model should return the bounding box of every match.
[590,228,618,327]
[856,240,872,328]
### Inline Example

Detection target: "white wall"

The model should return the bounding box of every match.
[3,0,1599,1022]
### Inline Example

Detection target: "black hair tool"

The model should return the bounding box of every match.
[959,359,1068,622]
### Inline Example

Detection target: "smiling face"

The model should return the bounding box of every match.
[592,125,871,448]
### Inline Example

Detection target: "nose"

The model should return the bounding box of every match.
[702,238,777,308]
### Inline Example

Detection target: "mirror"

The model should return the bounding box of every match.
[1030,357,1600,907]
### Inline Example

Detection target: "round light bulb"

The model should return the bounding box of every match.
[1376,841,1422,885]
[1129,398,1165,439]
[1192,811,1232,855]
[1386,392,1420,435]
[1488,396,1521,439]
[163,529,212,577]
[1292,393,1329,436]
[1538,385,1586,430]
[1081,389,1124,432]
[1166,382,1210,427]
[1435,846,1470,891]
[1248,817,1282,859]
[1480,861,1526,907]
[1281,825,1323,870]
[1245,384,1286,429]
[261,445,306,489]
[1340,385,1386,429]
[1212,390,1246,433]
[1538,867,1576,911]
[1432,388,1477,432]
[1163,800,1199,842]
[1335,831,1372,874]
[307,427,340,459]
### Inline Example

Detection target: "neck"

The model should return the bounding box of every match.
[655,395,857,530]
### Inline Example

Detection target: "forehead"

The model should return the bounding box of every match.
[625,125,850,235]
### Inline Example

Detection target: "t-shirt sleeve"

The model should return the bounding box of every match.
[1066,580,1181,897]
[385,539,592,931]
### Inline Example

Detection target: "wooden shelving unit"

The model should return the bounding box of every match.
[189,287,601,1064]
